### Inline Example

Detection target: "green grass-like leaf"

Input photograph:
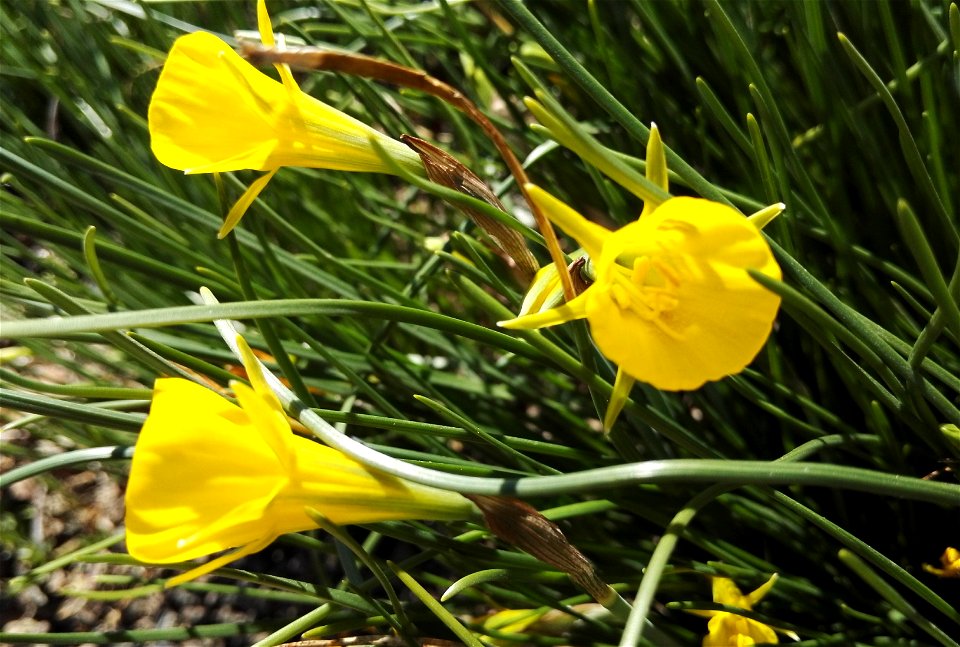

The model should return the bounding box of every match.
[1,1,957,645]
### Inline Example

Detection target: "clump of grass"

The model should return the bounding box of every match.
[1,1,957,646]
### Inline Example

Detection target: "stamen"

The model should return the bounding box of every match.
[611,284,633,311]
[651,257,682,286]
[630,256,651,285]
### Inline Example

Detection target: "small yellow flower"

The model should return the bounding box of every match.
[124,338,474,587]
[148,1,422,237]
[697,575,783,646]
[923,547,960,578]
[500,189,781,394]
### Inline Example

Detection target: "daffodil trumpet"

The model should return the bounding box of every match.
[147,0,423,237]
[123,336,475,587]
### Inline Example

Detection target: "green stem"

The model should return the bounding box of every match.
[204,299,960,507]
[618,433,880,646]
[496,0,729,205]
[389,562,486,647]
[0,623,281,645]
[0,446,134,489]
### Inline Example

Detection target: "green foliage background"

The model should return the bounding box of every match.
[1,0,958,645]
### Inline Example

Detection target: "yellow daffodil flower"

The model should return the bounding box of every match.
[923,547,960,578]
[502,125,781,430]
[691,574,787,646]
[500,189,781,416]
[148,0,423,237]
[124,337,474,587]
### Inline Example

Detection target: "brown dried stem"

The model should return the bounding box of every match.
[241,43,576,300]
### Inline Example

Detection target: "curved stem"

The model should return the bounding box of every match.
[618,434,877,646]
[202,289,960,508]
[0,446,134,488]
[240,43,575,300]
[619,485,729,647]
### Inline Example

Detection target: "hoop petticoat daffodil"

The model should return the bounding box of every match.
[500,188,782,426]
[148,0,422,237]
[123,336,474,587]
[690,574,797,646]
[502,125,781,430]
[923,547,960,578]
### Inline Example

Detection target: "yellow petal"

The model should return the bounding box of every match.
[640,123,667,219]
[256,0,299,92]
[712,577,748,607]
[124,378,289,563]
[236,334,274,402]
[525,184,610,259]
[586,197,781,391]
[519,263,563,316]
[165,535,274,587]
[603,368,636,431]
[274,50,299,93]
[922,547,960,578]
[518,250,588,317]
[232,380,296,471]
[498,291,590,330]
[747,203,786,230]
[218,169,278,238]
[746,574,778,607]
[523,97,665,205]
[257,0,275,46]
[704,613,779,646]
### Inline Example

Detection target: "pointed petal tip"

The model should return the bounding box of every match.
[257,0,275,47]
[603,370,636,432]
[216,217,240,238]
[748,202,786,230]
[497,315,542,330]
[602,400,622,431]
